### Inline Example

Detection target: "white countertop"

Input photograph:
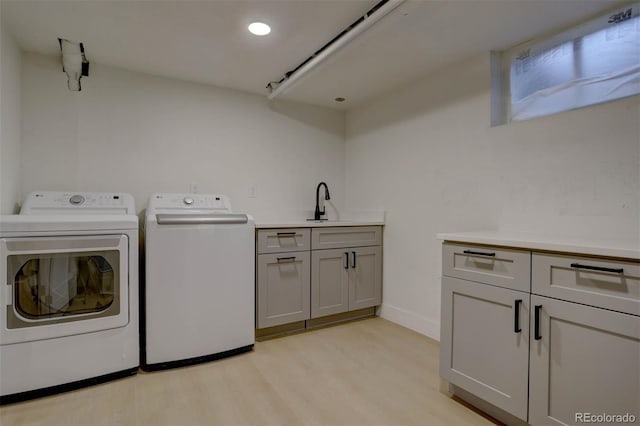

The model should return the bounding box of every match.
[256,220,384,229]
[436,230,640,260]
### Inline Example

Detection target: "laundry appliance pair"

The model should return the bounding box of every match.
[0,191,254,403]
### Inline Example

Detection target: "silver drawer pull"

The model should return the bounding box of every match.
[277,256,296,263]
[463,250,496,257]
[570,263,624,274]
[276,232,297,237]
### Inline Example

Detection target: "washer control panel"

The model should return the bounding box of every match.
[149,193,231,212]
[21,191,136,215]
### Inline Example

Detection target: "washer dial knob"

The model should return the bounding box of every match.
[183,197,194,205]
[69,194,85,205]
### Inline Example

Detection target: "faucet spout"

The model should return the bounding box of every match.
[314,182,331,220]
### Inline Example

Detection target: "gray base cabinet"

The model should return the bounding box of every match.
[441,241,640,426]
[257,226,383,330]
[440,276,530,421]
[529,252,640,425]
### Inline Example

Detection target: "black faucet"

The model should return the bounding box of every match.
[314,182,331,221]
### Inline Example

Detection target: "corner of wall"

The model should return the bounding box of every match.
[0,25,23,214]
[379,303,440,341]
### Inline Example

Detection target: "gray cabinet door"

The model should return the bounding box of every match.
[529,295,640,426]
[440,276,530,421]
[348,246,382,311]
[311,248,349,318]
[257,252,310,328]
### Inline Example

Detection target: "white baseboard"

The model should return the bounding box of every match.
[379,303,440,341]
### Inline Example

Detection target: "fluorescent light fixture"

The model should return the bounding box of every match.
[267,0,406,100]
[248,22,271,36]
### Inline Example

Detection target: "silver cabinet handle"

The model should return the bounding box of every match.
[277,256,296,263]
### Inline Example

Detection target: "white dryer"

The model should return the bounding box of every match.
[143,193,254,370]
[0,191,139,404]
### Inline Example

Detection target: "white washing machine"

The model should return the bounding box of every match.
[143,193,254,370]
[0,191,139,404]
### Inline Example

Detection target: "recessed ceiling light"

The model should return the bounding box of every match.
[248,22,271,36]
[335,97,345,102]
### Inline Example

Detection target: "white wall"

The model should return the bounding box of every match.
[16,50,640,340]
[20,53,345,219]
[0,26,22,214]
[345,53,640,340]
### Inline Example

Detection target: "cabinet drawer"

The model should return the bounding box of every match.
[257,228,310,254]
[311,226,381,250]
[442,243,530,292]
[532,253,640,316]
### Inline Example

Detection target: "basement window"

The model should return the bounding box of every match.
[492,3,640,125]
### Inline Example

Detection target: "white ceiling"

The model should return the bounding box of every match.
[1,0,622,110]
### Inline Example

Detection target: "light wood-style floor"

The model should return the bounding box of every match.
[0,318,496,425]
